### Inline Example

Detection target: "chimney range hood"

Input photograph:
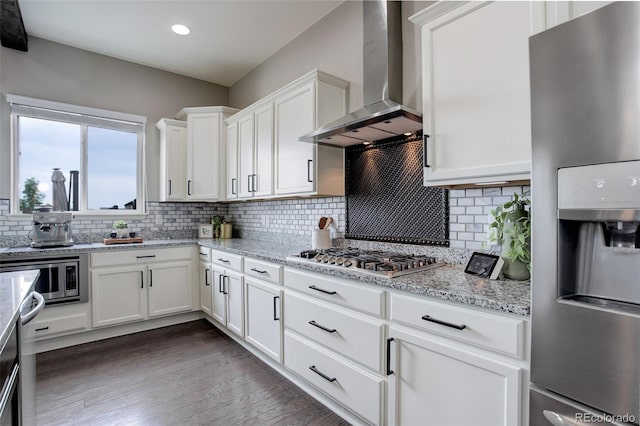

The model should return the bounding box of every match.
[300,0,422,146]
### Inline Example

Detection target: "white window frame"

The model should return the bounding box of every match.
[7,94,147,218]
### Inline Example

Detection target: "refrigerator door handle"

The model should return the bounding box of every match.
[542,410,575,426]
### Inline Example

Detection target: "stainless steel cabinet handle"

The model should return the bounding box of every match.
[140,271,144,288]
[250,268,267,274]
[308,285,336,295]
[218,274,224,293]
[200,252,207,256]
[20,291,45,325]
[223,275,229,295]
[231,178,237,195]
[149,269,153,287]
[308,320,336,333]
[217,258,230,264]
[307,159,313,182]
[309,365,336,382]
[168,179,172,195]
[187,180,191,196]
[273,296,280,321]
[421,315,466,330]
[204,268,210,286]
[386,337,395,375]
[423,134,431,168]
[136,255,156,259]
[252,174,257,192]
[247,175,252,193]
[35,326,49,332]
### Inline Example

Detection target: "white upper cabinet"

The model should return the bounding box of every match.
[156,119,186,201]
[176,106,238,201]
[226,70,348,200]
[226,121,239,200]
[273,72,348,196]
[411,1,546,187]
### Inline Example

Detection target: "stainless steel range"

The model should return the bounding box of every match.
[287,248,444,278]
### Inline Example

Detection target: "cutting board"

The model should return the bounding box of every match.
[103,237,144,245]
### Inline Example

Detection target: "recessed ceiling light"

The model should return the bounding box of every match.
[403,132,413,136]
[363,141,371,146]
[171,24,191,36]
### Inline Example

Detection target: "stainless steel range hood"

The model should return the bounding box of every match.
[300,0,422,146]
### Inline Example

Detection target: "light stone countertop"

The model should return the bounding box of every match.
[1,238,530,316]
[0,270,39,350]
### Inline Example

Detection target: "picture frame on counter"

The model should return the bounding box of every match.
[198,224,213,239]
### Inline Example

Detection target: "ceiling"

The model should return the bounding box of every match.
[17,0,343,87]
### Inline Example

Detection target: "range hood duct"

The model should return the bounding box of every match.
[300,0,422,146]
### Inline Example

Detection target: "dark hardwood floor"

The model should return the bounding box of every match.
[36,320,350,426]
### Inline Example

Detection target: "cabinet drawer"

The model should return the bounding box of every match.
[27,310,89,339]
[198,246,211,262]
[285,331,384,426]
[285,293,383,372]
[245,258,281,284]
[284,268,385,317]
[390,293,526,358]
[211,249,243,271]
[91,246,194,267]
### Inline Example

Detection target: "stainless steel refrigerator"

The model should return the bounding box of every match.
[529,3,640,426]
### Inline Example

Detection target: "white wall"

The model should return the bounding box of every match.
[0,37,228,201]
[229,1,434,112]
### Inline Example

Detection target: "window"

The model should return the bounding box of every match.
[8,95,146,216]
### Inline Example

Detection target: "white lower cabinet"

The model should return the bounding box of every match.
[91,248,195,328]
[211,266,244,337]
[25,302,90,339]
[285,331,384,426]
[387,326,523,426]
[245,277,283,362]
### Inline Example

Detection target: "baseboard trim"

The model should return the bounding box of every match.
[34,311,204,353]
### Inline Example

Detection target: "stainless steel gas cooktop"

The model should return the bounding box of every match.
[286,248,445,278]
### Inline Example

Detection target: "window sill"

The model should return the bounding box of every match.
[6,212,148,221]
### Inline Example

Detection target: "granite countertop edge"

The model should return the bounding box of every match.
[1,238,530,316]
[0,270,39,350]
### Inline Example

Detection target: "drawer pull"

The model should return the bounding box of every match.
[200,252,207,256]
[421,315,467,330]
[386,337,395,375]
[273,296,280,321]
[136,255,156,259]
[309,365,336,383]
[35,326,49,332]
[308,285,336,295]
[204,268,210,286]
[308,320,336,333]
[217,258,230,264]
[250,268,268,274]
[140,271,144,289]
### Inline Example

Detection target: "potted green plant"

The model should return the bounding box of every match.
[489,192,531,281]
[211,215,225,239]
[112,220,129,239]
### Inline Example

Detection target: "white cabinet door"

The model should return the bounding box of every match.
[274,82,316,195]
[211,266,227,326]
[148,261,192,317]
[200,262,213,316]
[238,114,255,198]
[92,266,146,327]
[253,103,273,197]
[245,278,283,362]
[387,326,522,426]
[546,1,612,29]
[226,121,239,200]
[186,112,221,200]
[225,270,244,337]
[413,1,545,186]
[157,119,186,201]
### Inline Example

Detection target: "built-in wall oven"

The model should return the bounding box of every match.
[0,254,88,305]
